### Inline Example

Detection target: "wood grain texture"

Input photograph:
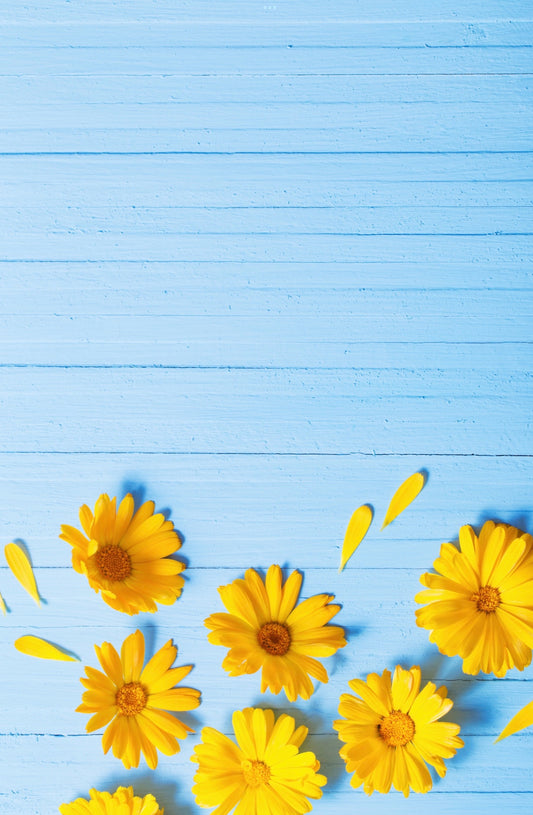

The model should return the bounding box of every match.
[0,0,532,812]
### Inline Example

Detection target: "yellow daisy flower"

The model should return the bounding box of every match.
[59,786,163,815]
[204,564,346,702]
[415,521,533,677]
[77,629,201,769]
[334,666,463,797]
[191,707,326,814]
[60,493,185,615]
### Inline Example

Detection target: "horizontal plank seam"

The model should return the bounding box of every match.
[2,72,533,78]
[0,451,531,457]
[1,358,532,369]
[4,233,533,238]
[3,44,533,49]
[1,150,533,156]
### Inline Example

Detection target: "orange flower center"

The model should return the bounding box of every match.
[95,544,132,582]
[472,585,501,613]
[116,682,147,716]
[379,710,415,746]
[257,622,291,655]
[242,759,271,787]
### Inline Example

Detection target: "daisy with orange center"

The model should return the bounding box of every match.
[334,665,463,797]
[59,786,163,815]
[191,707,326,814]
[77,630,201,769]
[60,493,185,615]
[204,564,346,702]
[415,520,533,677]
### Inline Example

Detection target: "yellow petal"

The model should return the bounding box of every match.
[339,504,373,572]
[14,635,79,661]
[4,542,41,605]
[381,472,426,530]
[0,591,7,614]
[495,699,533,742]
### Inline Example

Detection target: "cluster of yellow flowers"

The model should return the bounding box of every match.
[33,492,533,812]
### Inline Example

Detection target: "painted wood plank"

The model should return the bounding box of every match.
[3,286,531,318]
[23,101,533,133]
[1,285,532,322]
[2,21,533,47]
[1,101,531,153]
[2,152,530,181]
[1,261,533,304]
[1,47,531,77]
[2,326,530,367]
[1,233,531,261]
[2,274,533,313]
[0,367,531,454]
[2,340,532,370]
[2,261,533,306]
[3,75,533,106]
[0,453,531,569]
[1,205,531,235]
[2,154,532,212]
[2,75,533,109]
[0,0,530,22]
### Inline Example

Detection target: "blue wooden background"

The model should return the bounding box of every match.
[1,1,532,812]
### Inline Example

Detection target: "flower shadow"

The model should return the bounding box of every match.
[138,618,158,661]
[475,511,532,535]
[120,480,146,511]
[328,624,364,675]
[120,479,189,570]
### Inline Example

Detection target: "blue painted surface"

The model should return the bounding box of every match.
[0,1,532,812]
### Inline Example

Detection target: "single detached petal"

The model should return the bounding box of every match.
[495,699,533,742]
[0,591,6,615]
[5,542,41,605]
[381,472,425,530]
[14,635,79,661]
[339,504,373,572]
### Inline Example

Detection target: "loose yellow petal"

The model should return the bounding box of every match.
[4,542,41,605]
[381,472,426,530]
[339,504,373,572]
[14,635,79,661]
[0,591,7,614]
[495,699,533,742]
